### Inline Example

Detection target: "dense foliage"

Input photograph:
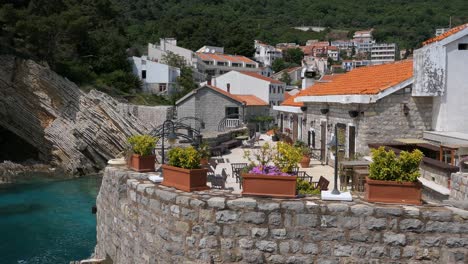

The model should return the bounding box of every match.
[168,146,201,169]
[127,134,157,156]
[369,147,424,183]
[1,0,466,102]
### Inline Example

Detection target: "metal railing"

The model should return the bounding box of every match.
[225,119,240,128]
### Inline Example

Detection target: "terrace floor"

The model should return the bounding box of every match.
[209,134,337,193]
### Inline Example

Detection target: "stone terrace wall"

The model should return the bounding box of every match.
[451,173,468,201]
[95,167,468,264]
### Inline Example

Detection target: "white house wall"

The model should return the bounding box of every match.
[413,43,446,96]
[211,72,270,103]
[432,35,468,133]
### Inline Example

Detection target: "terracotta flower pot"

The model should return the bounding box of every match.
[161,164,209,192]
[242,173,297,198]
[129,154,155,172]
[365,177,422,205]
[300,155,311,168]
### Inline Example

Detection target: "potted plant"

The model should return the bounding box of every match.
[198,141,211,165]
[162,146,209,192]
[127,134,157,172]
[365,147,424,205]
[294,141,311,168]
[271,126,280,142]
[241,142,301,198]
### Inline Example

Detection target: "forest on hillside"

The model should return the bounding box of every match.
[1,0,467,102]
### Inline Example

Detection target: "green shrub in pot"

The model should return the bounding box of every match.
[369,146,423,183]
[168,146,201,169]
[127,134,157,156]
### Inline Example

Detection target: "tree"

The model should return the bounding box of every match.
[161,51,187,68]
[279,71,292,85]
[271,58,287,73]
[283,48,304,65]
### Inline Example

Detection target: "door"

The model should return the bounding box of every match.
[320,121,326,162]
[349,126,356,159]
[280,113,283,132]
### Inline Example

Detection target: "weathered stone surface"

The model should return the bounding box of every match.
[0,55,171,174]
[207,197,226,209]
[227,198,257,209]
[94,168,468,264]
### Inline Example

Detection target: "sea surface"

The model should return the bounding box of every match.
[0,175,101,264]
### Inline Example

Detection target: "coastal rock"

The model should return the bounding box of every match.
[0,55,171,174]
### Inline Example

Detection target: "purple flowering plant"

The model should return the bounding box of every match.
[249,165,292,176]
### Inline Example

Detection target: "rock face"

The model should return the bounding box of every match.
[0,55,170,174]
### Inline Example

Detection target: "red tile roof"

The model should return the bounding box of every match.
[238,71,284,84]
[205,85,267,106]
[235,95,269,106]
[423,23,468,46]
[196,53,257,64]
[297,60,413,96]
[281,94,304,107]
[319,74,343,82]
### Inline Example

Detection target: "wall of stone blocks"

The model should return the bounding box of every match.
[420,163,451,188]
[303,87,433,158]
[451,173,468,201]
[95,167,468,264]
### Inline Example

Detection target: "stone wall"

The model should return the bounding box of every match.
[451,173,468,201]
[95,167,468,264]
[420,163,451,188]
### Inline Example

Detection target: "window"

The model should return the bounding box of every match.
[227,83,231,93]
[159,84,166,92]
[277,100,281,105]
[273,86,276,93]
[225,107,239,118]
[459,44,468,50]
[141,70,147,79]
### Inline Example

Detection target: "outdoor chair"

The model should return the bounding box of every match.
[297,171,313,183]
[208,159,218,170]
[231,163,248,184]
[242,137,255,148]
[211,168,227,189]
[312,176,329,191]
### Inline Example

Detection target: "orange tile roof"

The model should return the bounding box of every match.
[281,94,304,107]
[319,74,343,82]
[238,71,284,84]
[235,95,269,106]
[297,60,413,97]
[196,53,256,64]
[205,85,267,106]
[423,23,468,46]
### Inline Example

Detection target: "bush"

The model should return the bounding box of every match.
[274,142,302,173]
[369,146,423,182]
[168,146,201,169]
[198,142,211,159]
[127,134,157,156]
[296,179,321,195]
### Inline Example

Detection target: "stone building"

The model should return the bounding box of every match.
[176,85,269,132]
[293,60,433,161]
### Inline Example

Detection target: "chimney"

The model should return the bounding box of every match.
[207,77,212,85]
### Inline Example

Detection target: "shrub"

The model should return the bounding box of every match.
[198,142,211,159]
[369,146,423,182]
[296,179,321,195]
[127,134,157,156]
[168,146,201,169]
[274,142,303,173]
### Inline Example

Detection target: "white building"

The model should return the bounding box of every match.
[413,23,468,144]
[129,56,180,95]
[206,71,286,114]
[353,29,375,53]
[371,43,397,64]
[254,40,283,67]
[148,38,196,67]
[196,53,260,78]
[327,46,340,61]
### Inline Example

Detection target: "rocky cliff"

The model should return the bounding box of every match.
[0,55,169,175]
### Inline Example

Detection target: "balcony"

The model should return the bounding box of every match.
[225,118,240,128]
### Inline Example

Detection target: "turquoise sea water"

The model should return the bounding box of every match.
[0,175,101,264]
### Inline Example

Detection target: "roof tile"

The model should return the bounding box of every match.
[423,23,468,46]
[206,85,267,106]
[297,60,413,97]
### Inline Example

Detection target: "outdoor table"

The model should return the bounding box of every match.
[353,169,369,192]
[339,160,370,190]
